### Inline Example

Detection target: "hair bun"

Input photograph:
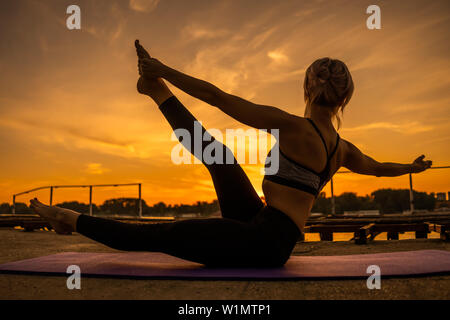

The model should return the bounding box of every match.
[317,69,330,81]
[303,57,354,129]
[316,59,331,81]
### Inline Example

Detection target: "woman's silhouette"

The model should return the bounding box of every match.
[30,40,432,267]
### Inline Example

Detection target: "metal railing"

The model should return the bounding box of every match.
[329,166,450,215]
[12,183,143,217]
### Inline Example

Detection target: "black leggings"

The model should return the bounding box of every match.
[76,96,301,267]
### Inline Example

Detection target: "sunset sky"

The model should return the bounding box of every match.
[0,0,449,207]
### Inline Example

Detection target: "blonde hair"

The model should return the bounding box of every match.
[303,58,354,128]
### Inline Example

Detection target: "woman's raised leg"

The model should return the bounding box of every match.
[136,40,263,222]
[157,95,264,222]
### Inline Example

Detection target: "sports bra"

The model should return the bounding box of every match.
[263,118,340,197]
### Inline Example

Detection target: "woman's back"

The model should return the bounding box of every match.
[263,115,343,231]
[280,116,340,175]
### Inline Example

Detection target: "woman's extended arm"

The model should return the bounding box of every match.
[342,140,432,177]
[140,57,297,130]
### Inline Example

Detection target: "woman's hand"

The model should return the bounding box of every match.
[410,155,432,173]
[139,57,167,79]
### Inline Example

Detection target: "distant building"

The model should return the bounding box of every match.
[177,212,201,218]
[343,210,380,217]
[310,212,324,217]
[436,192,446,201]
[178,211,222,219]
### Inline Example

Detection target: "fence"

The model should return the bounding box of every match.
[329,166,450,215]
[12,183,143,217]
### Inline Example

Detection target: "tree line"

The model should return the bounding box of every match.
[0,188,438,216]
[312,189,436,214]
[0,198,220,217]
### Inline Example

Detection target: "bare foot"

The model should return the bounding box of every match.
[135,39,151,60]
[135,39,173,105]
[135,39,161,95]
[29,198,80,235]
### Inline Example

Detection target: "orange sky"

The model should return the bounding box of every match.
[0,0,449,206]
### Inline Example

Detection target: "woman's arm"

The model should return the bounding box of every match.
[342,140,432,177]
[140,58,297,130]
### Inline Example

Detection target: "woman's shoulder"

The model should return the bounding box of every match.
[281,115,311,133]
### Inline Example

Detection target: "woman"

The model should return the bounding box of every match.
[30,40,432,267]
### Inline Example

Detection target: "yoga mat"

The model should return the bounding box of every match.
[1,250,449,280]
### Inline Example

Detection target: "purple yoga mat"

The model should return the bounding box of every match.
[1,250,449,279]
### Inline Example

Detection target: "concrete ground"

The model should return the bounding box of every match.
[0,228,449,300]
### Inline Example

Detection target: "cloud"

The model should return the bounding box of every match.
[84,163,110,175]
[0,116,171,161]
[180,16,301,97]
[341,121,434,135]
[267,50,289,64]
[82,2,128,43]
[129,0,160,13]
[248,27,278,49]
[181,24,230,41]
[184,47,243,93]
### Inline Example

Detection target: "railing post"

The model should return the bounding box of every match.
[330,177,336,216]
[49,186,53,206]
[138,183,142,218]
[12,195,16,215]
[409,173,414,213]
[89,186,93,216]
